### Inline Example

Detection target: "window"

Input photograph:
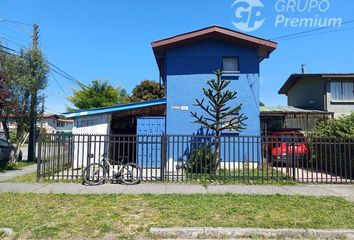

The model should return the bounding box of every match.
[222,57,239,72]
[57,122,65,127]
[331,81,354,101]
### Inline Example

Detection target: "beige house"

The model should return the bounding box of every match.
[37,114,73,133]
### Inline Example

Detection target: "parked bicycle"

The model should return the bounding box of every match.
[82,153,141,185]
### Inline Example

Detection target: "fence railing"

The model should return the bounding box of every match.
[37,133,354,184]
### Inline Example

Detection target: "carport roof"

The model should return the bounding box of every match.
[260,106,333,116]
[62,98,167,118]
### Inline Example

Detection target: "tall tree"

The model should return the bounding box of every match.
[67,79,129,111]
[0,47,48,161]
[130,80,165,102]
[191,70,247,165]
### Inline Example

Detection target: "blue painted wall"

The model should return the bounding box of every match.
[164,39,261,136]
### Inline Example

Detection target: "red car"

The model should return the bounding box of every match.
[267,129,308,165]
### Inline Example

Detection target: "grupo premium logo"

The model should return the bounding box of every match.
[231,0,342,32]
[231,0,265,32]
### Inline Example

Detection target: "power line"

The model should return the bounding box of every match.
[44,107,62,114]
[0,43,87,89]
[0,19,32,26]
[0,35,26,48]
[0,22,87,88]
[0,19,32,36]
[0,31,25,43]
[50,71,68,98]
[50,67,86,88]
[276,26,354,42]
[0,45,19,54]
[46,61,87,88]
[269,20,354,41]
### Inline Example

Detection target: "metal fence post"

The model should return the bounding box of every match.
[36,133,43,182]
[292,135,296,181]
[160,134,167,181]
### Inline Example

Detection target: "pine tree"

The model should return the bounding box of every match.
[191,70,247,165]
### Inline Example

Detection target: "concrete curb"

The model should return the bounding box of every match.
[149,227,354,239]
[0,228,15,238]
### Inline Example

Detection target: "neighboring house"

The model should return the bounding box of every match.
[37,114,73,133]
[63,26,277,168]
[0,119,17,132]
[279,73,354,117]
[0,114,73,134]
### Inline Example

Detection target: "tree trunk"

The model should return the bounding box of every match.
[1,120,10,141]
[215,130,221,170]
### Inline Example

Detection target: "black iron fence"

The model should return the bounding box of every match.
[36,133,354,184]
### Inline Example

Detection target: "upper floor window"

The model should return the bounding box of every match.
[331,81,354,101]
[222,57,239,73]
[57,122,65,128]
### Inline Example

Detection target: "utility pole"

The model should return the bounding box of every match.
[28,23,39,162]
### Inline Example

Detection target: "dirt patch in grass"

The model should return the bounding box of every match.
[0,193,353,239]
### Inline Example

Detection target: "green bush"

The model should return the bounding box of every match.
[311,114,354,179]
[186,147,217,174]
[313,113,354,137]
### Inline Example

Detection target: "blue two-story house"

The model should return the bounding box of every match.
[64,26,277,172]
[152,25,277,136]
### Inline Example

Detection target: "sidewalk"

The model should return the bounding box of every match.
[0,182,353,200]
[150,227,354,239]
[0,164,37,182]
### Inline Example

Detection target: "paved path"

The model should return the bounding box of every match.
[0,164,37,182]
[0,182,353,200]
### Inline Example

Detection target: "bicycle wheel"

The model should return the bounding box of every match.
[82,163,106,186]
[121,163,141,185]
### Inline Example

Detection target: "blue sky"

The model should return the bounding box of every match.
[1,0,354,113]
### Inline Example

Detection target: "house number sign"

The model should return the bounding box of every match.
[172,105,189,111]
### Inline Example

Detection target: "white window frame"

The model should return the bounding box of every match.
[330,81,354,102]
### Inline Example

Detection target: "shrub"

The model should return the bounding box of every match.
[313,113,354,137]
[186,147,217,174]
[311,114,354,179]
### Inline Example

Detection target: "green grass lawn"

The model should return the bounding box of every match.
[0,193,353,239]
[3,172,82,183]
